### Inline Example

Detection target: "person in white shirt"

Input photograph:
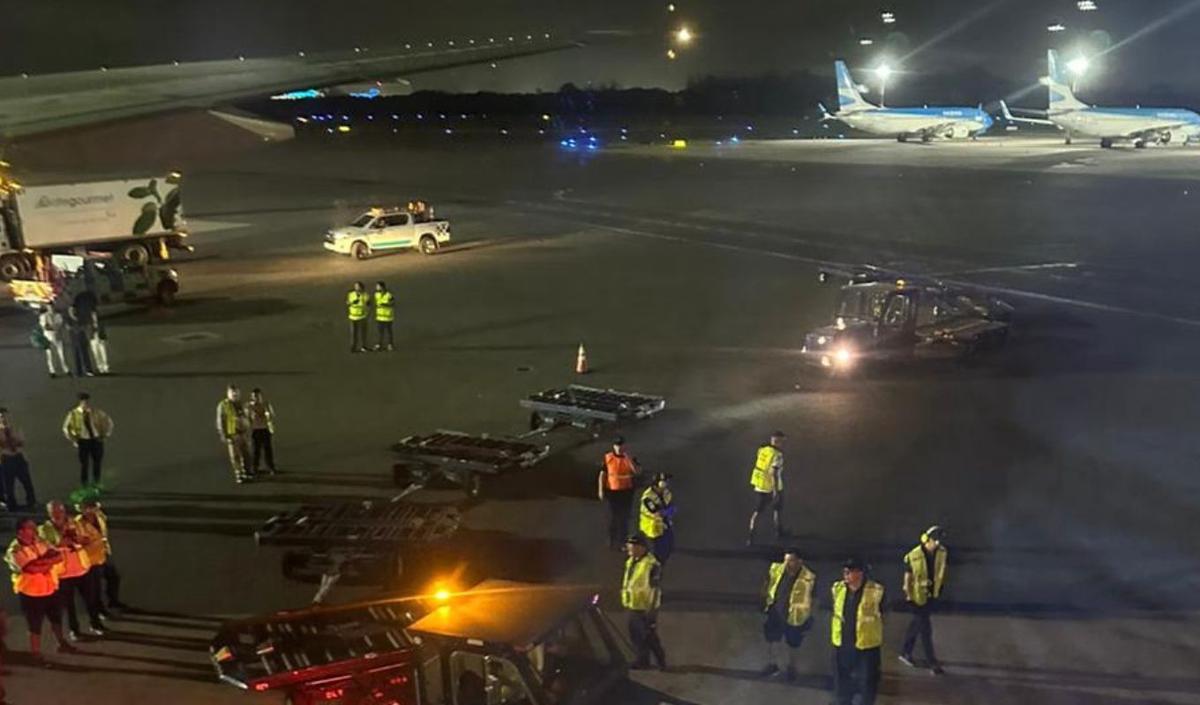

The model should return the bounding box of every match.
[87,309,110,375]
[36,307,69,378]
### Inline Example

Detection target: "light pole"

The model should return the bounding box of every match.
[875,63,894,107]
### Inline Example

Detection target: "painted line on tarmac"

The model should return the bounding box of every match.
[937,262,1081,276]
[597,222,1200,330]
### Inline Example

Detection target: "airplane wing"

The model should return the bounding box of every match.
[999,100,1057,127]
[1120,121,1195,141]
[0,36,581,141]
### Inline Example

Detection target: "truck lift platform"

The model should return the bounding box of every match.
[520,384,667,431]
[391,431,550,497]
[255,499,461,597]
[211,597,423,697]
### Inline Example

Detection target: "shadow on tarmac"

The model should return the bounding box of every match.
[106,296,301,326]
[673,662,828,690]
[886,668,1193,705]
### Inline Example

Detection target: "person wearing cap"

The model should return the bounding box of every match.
[76,500,124,613]
[621,535,666,670]
[760,548,815,681]
[39,500,104,640]
[747,431,787,545]
[598,437,640,550]
[899,525,948,674]
[638,473,675,565]
[831,558,885,705]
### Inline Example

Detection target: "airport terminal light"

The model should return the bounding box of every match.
[875,63,894,107]
[881,11,896,24]
[1047,22,1066,32]
[675,26,693,44]
[859,37,875,46]
[1066,55,1090,76]
[1077,0,1097,10]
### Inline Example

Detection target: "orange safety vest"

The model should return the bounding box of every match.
[604,452,636,491]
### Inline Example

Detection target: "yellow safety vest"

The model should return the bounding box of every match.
[904,544,947,606]
[217,398,243,437]
[750,445,782,493]
[63,407,111,439]
[638,487,673,539]
[764,562,815,626]
[76,512,111,566]
[374,291,395,322]
[347,291,368,321]
[831,580,884,650]
[621,554,661,611]
[38,520,92,579]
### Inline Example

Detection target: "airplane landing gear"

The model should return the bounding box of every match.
[1100,138,1114,149]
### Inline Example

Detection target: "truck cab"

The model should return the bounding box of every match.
[324,202,450,260]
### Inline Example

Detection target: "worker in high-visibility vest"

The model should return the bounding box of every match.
[831,558,885,705]
[373,281,395,352]
[747,431,786,545]
[638,473,675,564]
[346,281,369,353]
[760,548,815,681]
[6,517,74,663]
[621,535,666,670]
[598,437,640,550]
[216,385,252,484]
[899,525,948,674]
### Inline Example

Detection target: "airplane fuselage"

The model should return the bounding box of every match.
[1050,107,1200,142]
[835,107,994,139]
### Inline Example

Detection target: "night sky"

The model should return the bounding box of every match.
[2,0,1198,101]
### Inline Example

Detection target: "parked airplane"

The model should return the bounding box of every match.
[1003,50,1200,148]
[820,60,993,142]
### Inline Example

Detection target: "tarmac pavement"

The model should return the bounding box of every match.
[1,135,1199,704]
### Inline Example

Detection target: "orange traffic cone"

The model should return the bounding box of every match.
[575,343,589,374]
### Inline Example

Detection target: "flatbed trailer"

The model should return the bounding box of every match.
[211,597,424,700]
[520,384,667,432]
[392,431,550,497]
[255,499,461,596]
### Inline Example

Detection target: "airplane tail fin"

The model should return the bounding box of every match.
[1046,49,1086,112]
[834,60,875,113]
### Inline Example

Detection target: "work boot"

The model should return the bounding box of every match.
[897,654,916,669]
[760,664,779,678]
[58,643,81,655]
[785,665,798,682]
[929,662,945,676]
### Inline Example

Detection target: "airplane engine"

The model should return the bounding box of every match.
[948,125,972,139]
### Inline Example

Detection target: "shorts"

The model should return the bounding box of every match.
[753,491,782,513]
[19,592,62,633]
[763,611,811,648]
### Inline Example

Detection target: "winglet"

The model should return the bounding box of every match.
[999,99,1015,121]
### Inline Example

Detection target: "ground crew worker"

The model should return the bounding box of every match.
[621,535,666,670]
[761,548,815,681]
[6,518,75,662]
[36,306,69,378]
[216,385,253,483]
[247,388,278,475]
[0,407,37,510]
[373,281,395,351]
[639,473,675,564]
[76,500,123,614]
[62,393,113,488]
[747,431,786,545]
[831,558,884,705]
[598,437,639,549]
[40,501,103,640]
[347,281,369,352]
[899,525,948,674]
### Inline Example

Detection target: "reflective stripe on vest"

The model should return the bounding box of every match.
[905,544,947,606]
[750,445,782,493]
[621,554,661,611]
[375,291,395,322]
[605,452,635,491]
[831,580,884,649]
[347,291,368,321]
[639,487,672,539]
[765,562,815,626]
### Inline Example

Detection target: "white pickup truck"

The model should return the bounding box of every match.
[323,205,450,260]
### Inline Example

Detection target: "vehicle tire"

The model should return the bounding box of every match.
[419,235,439,255]
[1100,138,1114,149]
[529,412,543,431]
[1134,139,1147,149]
[352,241,370,260]
[1064,134,1073,145]
[897,134,908,143]
[281,551,307,581]
[0,254,31,281]
[117,243,152,267]
[156,279,178,306]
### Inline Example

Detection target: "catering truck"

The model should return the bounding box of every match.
[0,169,189,280]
